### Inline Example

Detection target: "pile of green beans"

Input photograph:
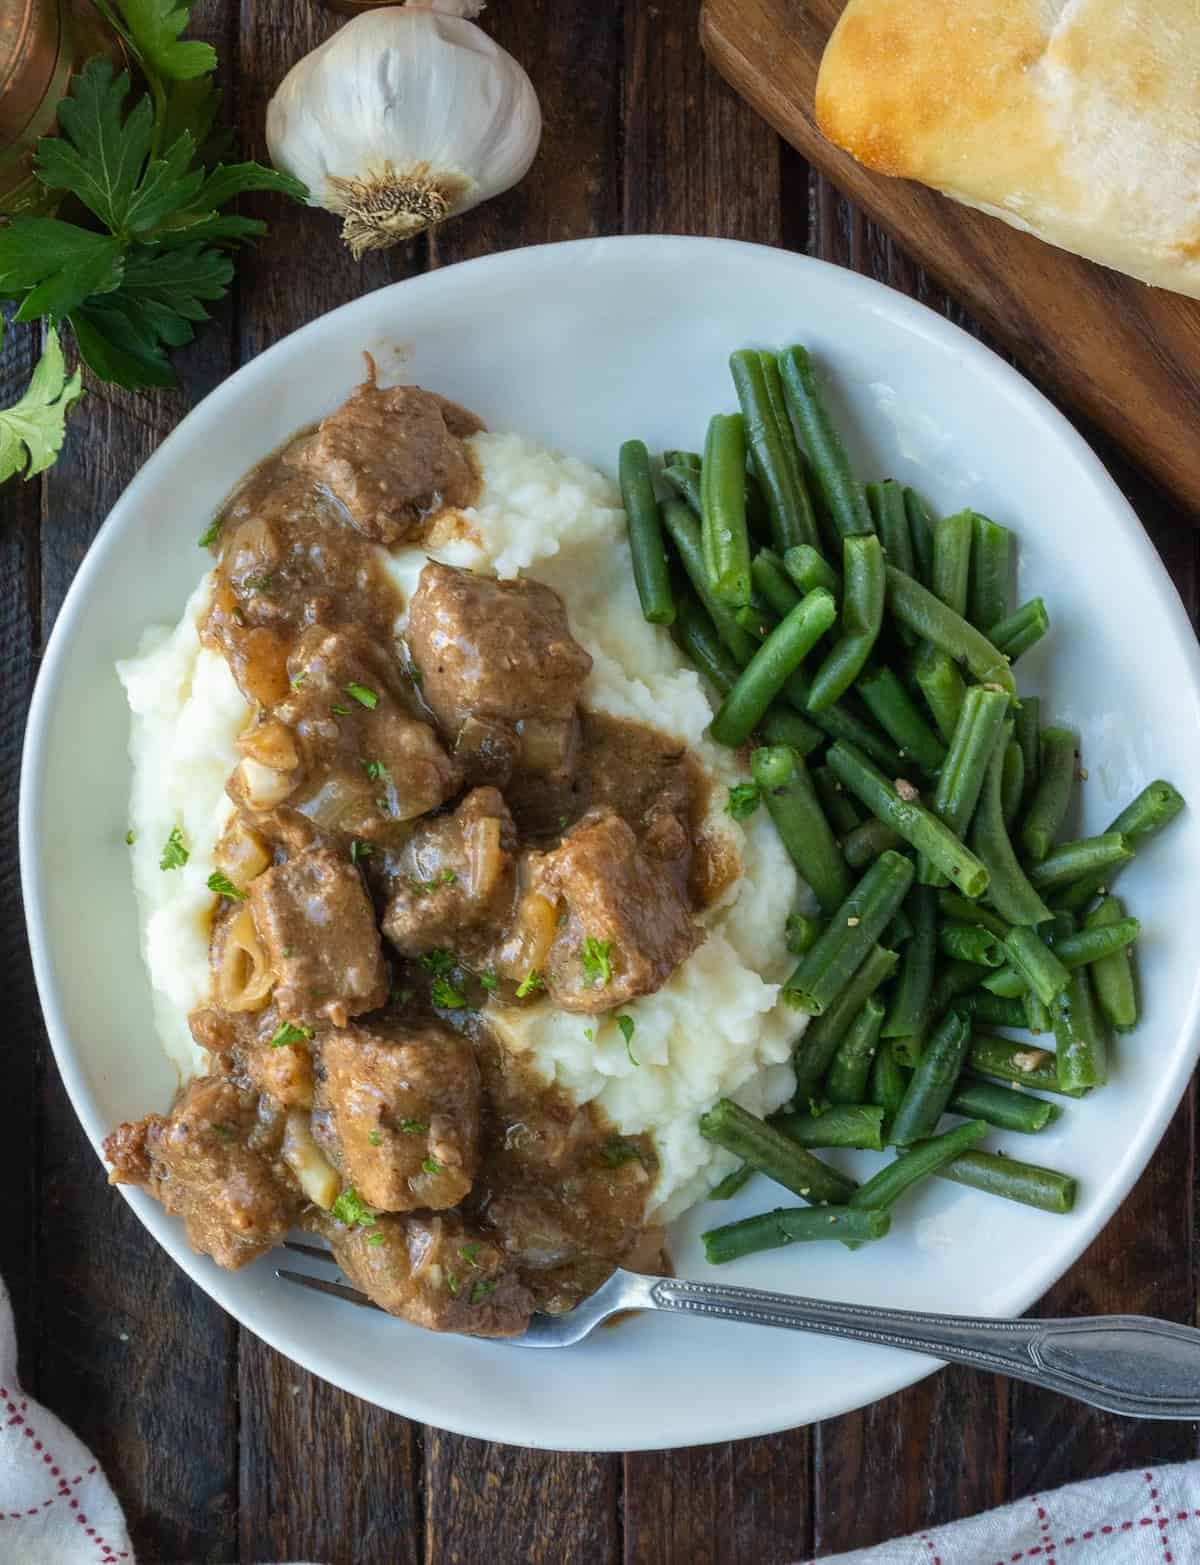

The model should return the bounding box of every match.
[617,342,1186,1266]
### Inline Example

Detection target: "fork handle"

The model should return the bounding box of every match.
[647,1278,1200,1419]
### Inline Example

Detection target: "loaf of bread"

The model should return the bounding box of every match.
[815,0,1200,298]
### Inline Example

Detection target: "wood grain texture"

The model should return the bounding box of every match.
[700,0,1200,519]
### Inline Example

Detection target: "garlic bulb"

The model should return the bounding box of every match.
[266,2,541,257]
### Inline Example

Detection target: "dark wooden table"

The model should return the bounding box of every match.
[3,2,1198,1560]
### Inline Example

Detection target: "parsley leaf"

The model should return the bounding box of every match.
[580,937,612,988]
[0,327,83,482]
[159,825,188,870]
[269,1020,313,1049]
[206,870,245,900]
[106,0,219,83]
[366,1232,386,1246]
[346,681,379,710]
[197,514,222,549]
[460,1242,482,1267]
[616,1014,639,1066]
[0,219,124,324]
[350,839,373,865]
[421,1156,443,1175]
[419,949,457,976]
[331,1187,376,1229]
[726,782,762,822]
[600,1136,643,1168]
[479,970,499,993]
[430,976,468,1010]
[360,757,386,782]
[445,1270,459,1296]
[470,1279,495,1306]
[368,1129,383,1147]
[515,969,544,999]
[125,829,136,845]
[399,1119,428,1134]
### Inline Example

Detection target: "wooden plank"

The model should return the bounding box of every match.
[701,0,1200,520]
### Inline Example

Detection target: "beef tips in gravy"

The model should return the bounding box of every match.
[106,372,719,1339]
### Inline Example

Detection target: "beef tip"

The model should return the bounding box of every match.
[530,809,700,1012]
[381,787,517,959]
[104,1077,298,1270]
[249,847,388,1027]
[325,1212,533,1337]
[405,563,592,794]
[315,1023,480,1211]
[297,383,482,545]
[244,1036,315,1110]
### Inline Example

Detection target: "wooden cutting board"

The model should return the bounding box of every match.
[700,0,1200,519]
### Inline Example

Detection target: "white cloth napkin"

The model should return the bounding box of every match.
[800,1458,1200,1563]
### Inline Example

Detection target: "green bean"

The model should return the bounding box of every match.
[1049,917,1142,969]
[670,592,742,697]
[824,996,886,1106]
[991,597,1049,660]
[807,696,906,774]
[869,1038,910,1123]
[783,543,841,598]
[955,990,1027,1029]
[842,817,905,869]
[753,746,851,915]
[1004,925,1070,1006]
[618,440,676,626]
[1028,832,1133,892]
[664,449,700,471]
[730,349,820,553]
[783,850,915,1015]
[931,1149,1076,1214]
[857,665,947,776]
[707,1163,755,1200]
[851,1118,987,1213]
[1053,965,1107,1093]
[826,739,990,897]
[931,510,973,617]
[967,1033,1085,1097]
[1000,739,1025,832]
[807,534,886,711]
[1014,696,1040,808]
[744,469,774,544]
[948,1080,1055,1133]
[882,884,937,1040]
[939,921,1005,967]
[935,890,1010,940]
[794,945,900,1101]
[969,725,1052,925]
[884,905,915,946]
[777,345,874,539]
[1056,780,1186,910]
[980,964,1028,999]
[912,643,967,745]
[1020,726,1077,862]
[785,911,823,955]
[711,590,837,747]
[662,461,703,515]
[814,764,863,836]
[661,499,760,665]
[751,548,802,619]
[701,413,752,606]
[1086,896,1138,1032]
[968,513,1011,632]
[701,1203,890,1264]
[1025,989,1053,1036]
[699,1098,856,1204]
[869,479,916,576]
[885,565,1015,693]
[735,600,778,640]
[903,487,936,586]
[774,1103,885,1151]
[919,685,1010,885]
[888,1009,973,1145]
[760,707,823,755]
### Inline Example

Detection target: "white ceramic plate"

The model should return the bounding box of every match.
[21,237,1200,1450]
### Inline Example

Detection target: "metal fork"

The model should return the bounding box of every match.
[278,1242,1200,1418]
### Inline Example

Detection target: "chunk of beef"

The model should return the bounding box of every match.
[104,1077,297,1270]
[381,787,517,959]
[405,564,592,798]
[315,1023,480,1211]
[297,383,482,544]
[249,847,388,1027]
[325,1212,533,1337]
[530,809,700,1012]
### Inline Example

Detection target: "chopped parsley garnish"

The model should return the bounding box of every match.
[198,516,223,550]
[243,572,274,593]
[726,782,762,822]
[290,670,308,689]
[419,948,457,975]
[367,1232,386,1246]
[600,1136,643,1168]
[206,870,246,901]
[212,1123,234,1142]
[159,827,189,871]
[399,1118,428,1134]
[616,1014,639,1066]
[360,757,387,782]
[404,869,458,897]
[583,1028,595,1042]
[282,946,294,958]
[368,1129,383,1147]
[430,976,468,1010]
[390,986,414,1008]
[446,1271,459,1296]
[124,829,136,846]
[402,658,423,686]
[345,681,379,710]
[350,839,373,864]
[470,1279,495,1306]
[580,937,613,987]
[460,1242,482,1267]
[515,969,544,999]
[331,1188,376,1229]
[421,1156,443,1175]
[329,703,350,716]
[479,970,499,992]
[270,1020,313,1049]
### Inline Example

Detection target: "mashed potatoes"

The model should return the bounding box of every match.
[117,430,805,1220]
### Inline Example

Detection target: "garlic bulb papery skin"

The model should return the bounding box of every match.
[266,6,541,258]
